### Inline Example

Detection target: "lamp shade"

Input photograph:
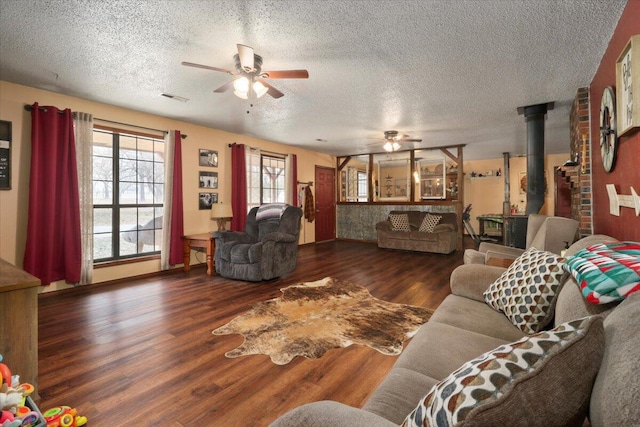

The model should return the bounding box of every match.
[253,81,268,98]
[211,203,233,219]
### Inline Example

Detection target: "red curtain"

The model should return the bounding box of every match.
[168,130,184,265]
[291,154,298,206]
[24,103,81,286]
[230,143,247,231]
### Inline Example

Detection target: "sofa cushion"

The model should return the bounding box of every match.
[589,292,640,427]
[402,316,604,427]
[564,241,640,304]
[363,367,440,425]
[419,213,442,232]
[484,247,567,334]
[429,295,525,342]
[389,213,411,231]
[271,400,396,427]
[554,275,618,326]
[395,321,510,381]
[432,223,455,233]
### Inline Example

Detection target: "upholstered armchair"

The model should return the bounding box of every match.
[463,214,579,265]
[214,204,303,281]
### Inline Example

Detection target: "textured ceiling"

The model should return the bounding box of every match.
[0,0,627,159]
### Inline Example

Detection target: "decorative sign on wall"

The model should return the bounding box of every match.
[0,120,11,190]
[616,35,640,137]
[606,184,640,216]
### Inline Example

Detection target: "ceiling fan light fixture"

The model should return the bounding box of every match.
[253,81,268,98]
[392,142,401,151]
[233,76,250,99]
[383,141,393,152]
[233,90,248,99]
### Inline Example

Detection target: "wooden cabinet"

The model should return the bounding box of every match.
[0,259,40,401]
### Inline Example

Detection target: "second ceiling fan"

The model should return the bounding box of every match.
[182,44,309,99]
[377,130,422,152]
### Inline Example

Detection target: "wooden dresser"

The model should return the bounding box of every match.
[0,258,40,401]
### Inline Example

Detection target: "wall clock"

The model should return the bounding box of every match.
[600,86,617,173]
[616,35,640,137]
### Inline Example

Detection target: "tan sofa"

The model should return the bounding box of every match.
[271,234,639,426]
[375,211,457,254]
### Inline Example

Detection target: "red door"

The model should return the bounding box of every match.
[315,166,335,242]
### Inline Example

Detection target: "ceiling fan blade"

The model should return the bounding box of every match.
[237,44,254,71]
[256,78,284,98]
[262,70,309,79]
[213,80,235,93]
[181,61,234,74]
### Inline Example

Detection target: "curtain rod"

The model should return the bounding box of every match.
[24,105,187,139]
[297,180,313,187]
[227,143,284,158]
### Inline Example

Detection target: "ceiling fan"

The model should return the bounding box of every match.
[182,44,309,99]
[371,130,422,152]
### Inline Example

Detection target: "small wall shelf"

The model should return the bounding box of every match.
[468,175,502,180]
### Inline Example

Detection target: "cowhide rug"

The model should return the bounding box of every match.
[212,277,434,365]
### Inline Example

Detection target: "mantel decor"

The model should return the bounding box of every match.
[616,34,640,137]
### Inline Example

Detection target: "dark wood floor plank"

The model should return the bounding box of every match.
[37,240,471,426]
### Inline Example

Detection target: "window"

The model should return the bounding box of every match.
[92,128,164,261]
[357,171,368,201]
[246,148,286,212]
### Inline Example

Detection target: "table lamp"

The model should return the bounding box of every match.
[211,203,233,231]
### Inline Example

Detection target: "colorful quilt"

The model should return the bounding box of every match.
[564,242,640,304]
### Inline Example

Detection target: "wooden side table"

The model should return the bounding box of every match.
[183,233,215,275]
[0,259,40,401]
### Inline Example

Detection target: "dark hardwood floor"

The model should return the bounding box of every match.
[37,240,469,426]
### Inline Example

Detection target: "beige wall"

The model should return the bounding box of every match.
[0,81,334,292]
[462,153,569,234]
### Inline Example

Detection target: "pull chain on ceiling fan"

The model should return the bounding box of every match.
[182,44,309,100]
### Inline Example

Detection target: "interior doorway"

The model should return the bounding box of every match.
[554,166,572,218]
[314,166,336,242]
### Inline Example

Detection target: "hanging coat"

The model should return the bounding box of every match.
[304,185,315,222]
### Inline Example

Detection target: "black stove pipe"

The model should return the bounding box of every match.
[518,102,554,215]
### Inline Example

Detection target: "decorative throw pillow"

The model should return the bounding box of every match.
[564,241,640,304]
[484,247,567,334]
[402,316,604,427]
[419,214,442,233]
[389,213,410,232]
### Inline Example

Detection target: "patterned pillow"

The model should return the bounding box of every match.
[419,213,442,233]
[389,213,410,232]
[484,247,567,334]
[563,242,640,304]
[402,316,604,427]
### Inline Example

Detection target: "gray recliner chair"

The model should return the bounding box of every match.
[464,214,579,265]
[214,204,303,281]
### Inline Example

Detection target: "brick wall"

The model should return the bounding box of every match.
[568,87,592,237]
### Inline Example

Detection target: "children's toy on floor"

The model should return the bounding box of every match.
[0,354,47,427]
[42,406,87,427]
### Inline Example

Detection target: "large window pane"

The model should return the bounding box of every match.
[92,129,164,261]
[93,233,112,259]
[93,181,113,204]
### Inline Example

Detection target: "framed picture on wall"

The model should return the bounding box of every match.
[199,149,218,167]
[199,192,218,210]
[199,171,218,189]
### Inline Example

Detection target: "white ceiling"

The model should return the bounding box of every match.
[0,0,627,160]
